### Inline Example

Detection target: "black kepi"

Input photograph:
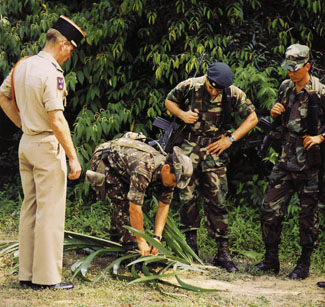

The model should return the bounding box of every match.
[52,15,86,48]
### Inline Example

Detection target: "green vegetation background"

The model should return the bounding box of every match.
[0,0,324,271]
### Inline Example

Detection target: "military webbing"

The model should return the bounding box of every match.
[103,139,166,169]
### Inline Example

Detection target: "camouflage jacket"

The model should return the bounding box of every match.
[166,76,256,138]
[90,138,174,206]
[275,76,325,171]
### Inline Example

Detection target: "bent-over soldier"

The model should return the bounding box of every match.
[86,133,193,256]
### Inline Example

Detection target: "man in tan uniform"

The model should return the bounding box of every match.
[0,16,85,290]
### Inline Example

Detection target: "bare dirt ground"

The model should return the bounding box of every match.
[164,265,325,306]
[1,233,324,307]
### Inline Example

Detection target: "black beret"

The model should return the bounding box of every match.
[207,62,233,89]
[52,15,86,48]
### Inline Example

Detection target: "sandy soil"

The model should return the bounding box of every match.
[163,264,325,306]
[1,234,324,306]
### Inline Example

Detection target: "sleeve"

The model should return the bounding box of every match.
[157,186,174,205]
[230,86,255,119]
[127,172,151,205]
[43,71,65,112]
[166,79,192,107]
[0,70,13,98]
[127,158,153,205]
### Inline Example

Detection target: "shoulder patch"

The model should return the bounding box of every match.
[57,77,64,90]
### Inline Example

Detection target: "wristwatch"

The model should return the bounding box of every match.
[321,132,325,140]
[229,135,236,143]
[153,235,162,241]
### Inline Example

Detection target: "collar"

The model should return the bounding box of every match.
[303,77,314,95]
[37,51,63,73]
[152,164,163,183]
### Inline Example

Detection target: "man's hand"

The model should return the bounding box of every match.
[137,238,151,256]
[180,108,199,124]
[49,110,81,179]
[303,134,324,150]
[149,237,161,255]
[68,157,82,180]
[207,134,232,156]
[270,103,285,118]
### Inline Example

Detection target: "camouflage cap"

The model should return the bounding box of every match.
[172,146,193,189]
[281,44,310,72]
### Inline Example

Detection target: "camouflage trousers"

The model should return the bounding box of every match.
[261,165,319,248]
[104,170,137,244]
[179,141,229,240]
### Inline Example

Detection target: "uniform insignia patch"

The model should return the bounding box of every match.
[57,77,64,90]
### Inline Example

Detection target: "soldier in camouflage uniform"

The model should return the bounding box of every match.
[255,44,325,280]
[86,133,193,257]
[165,62,258,272]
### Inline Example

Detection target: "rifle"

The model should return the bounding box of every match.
[148,117,181,151]
[252,117,282,158]
[149,53,206,153]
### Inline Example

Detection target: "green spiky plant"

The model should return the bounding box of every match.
[0,214,222,294]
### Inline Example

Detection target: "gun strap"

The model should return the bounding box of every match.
[10,56,33,113]
[222,87,232,129]
[190,53,205,111]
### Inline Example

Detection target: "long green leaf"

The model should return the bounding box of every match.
[71,247,125,281]
[128,270,184,284]
[124,226,172,256]
[142,262,161,292]
[175,275,222,293]
[93,253,136,283]
[65,230,122,247]
[126,255,169,267]
[0,242,19,256]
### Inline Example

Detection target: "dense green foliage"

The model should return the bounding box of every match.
[0,0,325,267]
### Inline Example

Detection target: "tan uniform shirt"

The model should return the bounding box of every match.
[0,51,68,135]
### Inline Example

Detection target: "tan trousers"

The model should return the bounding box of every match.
[18,133,67,285]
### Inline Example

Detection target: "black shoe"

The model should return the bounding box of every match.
[32,282,74,290]
[288,264,309,280]
[214,239,239,273]
[317,282,325,288]
[214,256,239,273]
[20,280,33,288]
[255,260,280,274]
[288,247,312,280]
[254,243,280,274]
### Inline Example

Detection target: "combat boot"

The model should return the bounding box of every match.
[213,239,239,273]
[255,243,280,274]
[317,281,325,288]
[289,247,313,280]
[184,230,199,255]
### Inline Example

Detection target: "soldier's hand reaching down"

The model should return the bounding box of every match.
[137,238,152,257]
